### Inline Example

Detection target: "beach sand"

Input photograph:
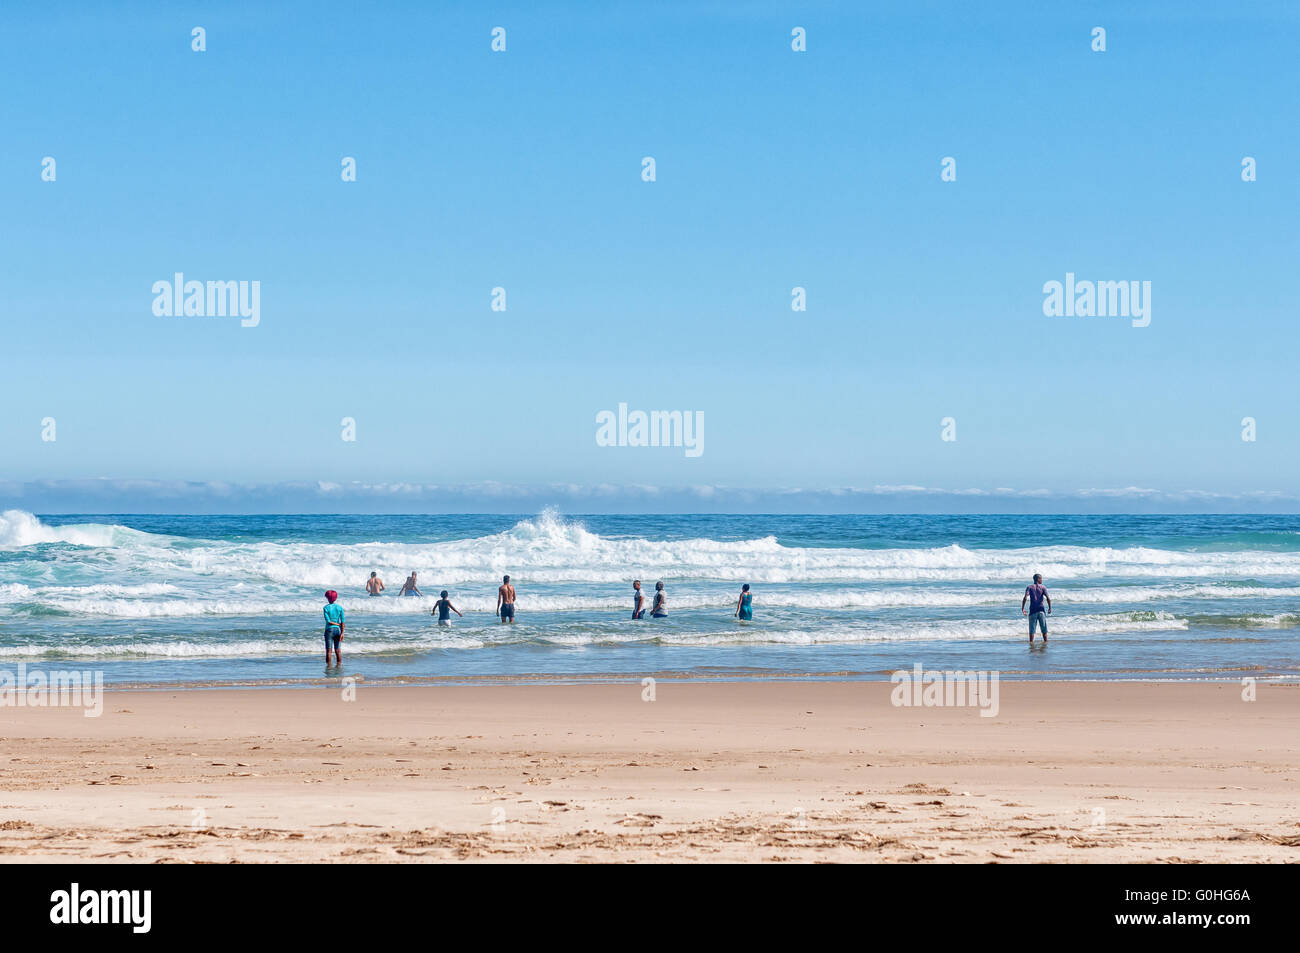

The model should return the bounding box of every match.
[1,680,1296,863]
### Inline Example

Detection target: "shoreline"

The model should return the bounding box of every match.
[5,668,1300,694]
[2,680,1296,863]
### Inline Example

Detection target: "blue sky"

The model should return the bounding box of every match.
[1,1,1297,512]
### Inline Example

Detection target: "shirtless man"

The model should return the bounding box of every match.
[497,574,516,623]
[365,571,385,596]
[399,573,422,597]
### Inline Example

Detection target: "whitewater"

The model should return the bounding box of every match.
[0,509,1297,684]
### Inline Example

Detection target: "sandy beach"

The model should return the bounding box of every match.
[1,680,1296,863]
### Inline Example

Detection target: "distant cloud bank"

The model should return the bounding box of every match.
[1,479,1296,514]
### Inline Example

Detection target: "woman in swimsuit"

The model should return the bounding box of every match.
[735,583,753,621]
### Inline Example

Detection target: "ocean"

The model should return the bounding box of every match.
[1,509,1297,686]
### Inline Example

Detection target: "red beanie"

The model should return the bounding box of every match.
[325,590,338,603]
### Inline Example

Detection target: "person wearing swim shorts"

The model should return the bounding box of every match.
[431,590,462,626]
[399,573,422,597]
[650,581,667,618]
[1021,573,1051,643]
[632,580,646,619]
[366,571,385,596]
[497,574,516,623]
[323,590,345,667]
[735,583,753,621]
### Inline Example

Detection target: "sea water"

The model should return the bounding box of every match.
[1,509,1297,685]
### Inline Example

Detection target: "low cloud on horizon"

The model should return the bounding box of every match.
[2,479,1297,514]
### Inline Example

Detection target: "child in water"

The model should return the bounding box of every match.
[323,590,345,667]
[431,590,462,626]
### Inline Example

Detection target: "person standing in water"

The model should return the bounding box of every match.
[431,590,462,626]
[365,571,385,596]
[497,574,516,622]
[399,573,422,597]
[632,580,646,619]
[322,589,345,667]
[650,580,668,618]
[1021,573,1051,644]
[735,583,753,621]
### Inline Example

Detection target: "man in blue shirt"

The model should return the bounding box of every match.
[1020,574,1051,644]
[323,589,345,667]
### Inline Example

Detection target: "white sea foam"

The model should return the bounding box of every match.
[576,611,1189,647]
[0,636,485,659]
[0,510,143,548]
[0,512,1294,642]
[3,581,1295,619]
[8,510,1300,589]
[0,611,1187,658]
[0,582,180,601]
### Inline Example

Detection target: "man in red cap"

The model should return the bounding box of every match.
[323,590,345,667]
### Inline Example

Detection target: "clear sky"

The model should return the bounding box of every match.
[2,1,1297,512]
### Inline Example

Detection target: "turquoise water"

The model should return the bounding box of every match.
[1,509,1298,685]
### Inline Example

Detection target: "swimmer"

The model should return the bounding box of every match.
[431,590,462,626]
